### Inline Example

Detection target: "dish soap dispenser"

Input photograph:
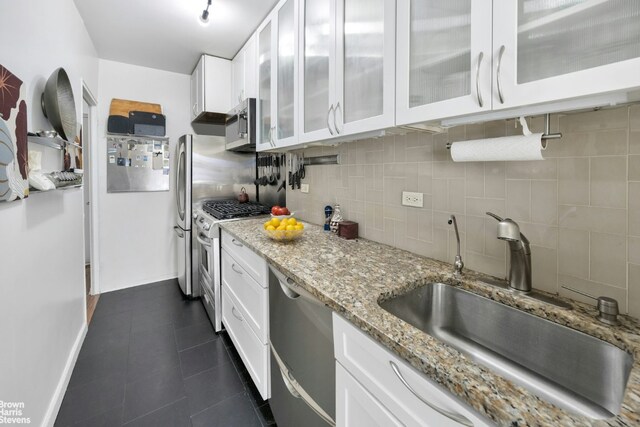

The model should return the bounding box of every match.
[330,204,343,234]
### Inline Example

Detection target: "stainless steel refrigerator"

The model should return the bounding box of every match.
[173,135,257,297]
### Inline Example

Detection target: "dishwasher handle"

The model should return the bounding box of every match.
[279,277,300,299]
[270,265,326,307]
[270,343,336,426]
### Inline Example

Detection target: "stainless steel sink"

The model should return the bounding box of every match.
[379,283,634,419]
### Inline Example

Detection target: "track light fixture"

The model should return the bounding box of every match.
[200,0,212,24]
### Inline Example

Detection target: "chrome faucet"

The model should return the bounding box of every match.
[486,212,532,293]
[448,215,464,276]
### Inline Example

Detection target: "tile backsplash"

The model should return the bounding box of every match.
[287,105,640,318]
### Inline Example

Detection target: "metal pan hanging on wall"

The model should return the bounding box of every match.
[41,67,77,142]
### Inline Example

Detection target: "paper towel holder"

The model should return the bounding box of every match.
[445,113,562,150]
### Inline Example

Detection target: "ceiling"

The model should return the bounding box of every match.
[74,0,278,74]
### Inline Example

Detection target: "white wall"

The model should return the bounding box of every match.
[0,0,98,425]
[96,59,191,292]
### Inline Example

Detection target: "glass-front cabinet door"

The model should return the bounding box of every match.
[257,18,274,150]
[298,0,335,143]
[396,0,492,126]
[274,0,299,148]
[493,0,640,110]
[334,0,396,136]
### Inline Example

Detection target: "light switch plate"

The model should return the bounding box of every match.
[301,183,310,193]
[402,191,423,208]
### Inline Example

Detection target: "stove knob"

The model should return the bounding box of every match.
[193,213,198,220]
[204,223,211,231]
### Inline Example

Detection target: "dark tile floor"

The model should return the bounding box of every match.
[55,279,276,427]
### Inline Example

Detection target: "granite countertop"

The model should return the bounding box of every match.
[220,218,640,427]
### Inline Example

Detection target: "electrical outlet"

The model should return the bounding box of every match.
[402,191,424,208]
[301,183,310,193]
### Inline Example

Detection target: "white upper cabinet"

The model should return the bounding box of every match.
[190,55,232,120]
[232,49,245,106]
[492,1,640,110]
[257,15,275,150]
[298,0,335,143]
[257,0,299,151]
[275,0,299,148]
[335,0,396,136]
[190,59,203,121]
[299,0,396,143]
[232,34,258,106]
[396,0,492,126]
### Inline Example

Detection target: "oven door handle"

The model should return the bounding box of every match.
[197,233,212,247]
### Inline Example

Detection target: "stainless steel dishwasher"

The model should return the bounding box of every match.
[269,265,336,427]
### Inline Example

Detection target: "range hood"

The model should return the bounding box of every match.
[191,112,226,137]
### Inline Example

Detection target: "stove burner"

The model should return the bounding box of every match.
[202,199,270,220]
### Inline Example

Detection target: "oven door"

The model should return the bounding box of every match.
[196,229,222,332]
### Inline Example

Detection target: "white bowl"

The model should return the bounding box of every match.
[270,212,296,220]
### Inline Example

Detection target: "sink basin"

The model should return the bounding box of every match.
[380,283,634,419]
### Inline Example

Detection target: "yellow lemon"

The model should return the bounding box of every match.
[287,218,297,225]
[280,218,289,225]
[266,225,276,231]
[295,224,304,231]
[264,221,271,230]
[277,225,286,231]
[286,225,296,231]
[270,218,281,227]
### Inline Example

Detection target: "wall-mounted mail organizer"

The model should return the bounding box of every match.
[106,134,170,193]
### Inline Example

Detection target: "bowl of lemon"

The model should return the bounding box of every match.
[263,217,305,242]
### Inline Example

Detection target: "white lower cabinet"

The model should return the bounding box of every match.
[334,313,493,427]
[221,285,270,400]
[220,235,270,400]
[337,363,403,427]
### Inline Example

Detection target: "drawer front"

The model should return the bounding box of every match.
[337,363,403,427]
[221,248,268,344]
[222,285,270,400]
[221,230,267,286]
[333,314,491,427]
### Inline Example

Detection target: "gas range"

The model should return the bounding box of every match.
[203,199,270,220]
[194,199,269,334]
[195,199,270,237]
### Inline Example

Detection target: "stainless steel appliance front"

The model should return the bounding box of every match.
[195,214,222,332]
[269,266,336,426]
[173,134,256,298]
[225,98,256,152]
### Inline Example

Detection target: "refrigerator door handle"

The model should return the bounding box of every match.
[176,148,186,221]
[173,226,184,238]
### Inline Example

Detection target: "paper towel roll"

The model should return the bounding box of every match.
[450,133,545,162]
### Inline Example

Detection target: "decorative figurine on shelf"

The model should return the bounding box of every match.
[330,204,343,234]
[324,205,334,231]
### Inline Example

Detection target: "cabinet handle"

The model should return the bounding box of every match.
[327,105,335,135]
[192,103,197,116]
[389,361,474,427]
[496,45,506,104]
[231,263,243,275]
[231,238,243,247]
[334,102,342,134]
[231,306,243,321]
[475,52,484,108]
[271,126,277,147]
